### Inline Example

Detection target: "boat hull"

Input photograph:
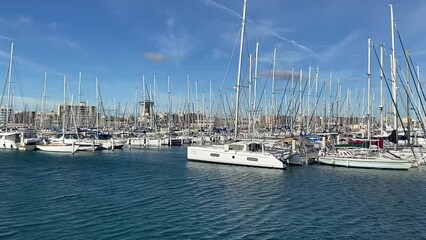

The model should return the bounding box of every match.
[36,144,79,153]
[318,156,413,170]
[187,146,286,169]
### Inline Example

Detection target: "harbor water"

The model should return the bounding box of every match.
[1,147,426,239]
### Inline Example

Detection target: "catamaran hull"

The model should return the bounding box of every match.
[0,140,18,150]
[187,146,286,169]
[318,156,413,170]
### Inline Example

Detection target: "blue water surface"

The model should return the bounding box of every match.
[0,147,425,239]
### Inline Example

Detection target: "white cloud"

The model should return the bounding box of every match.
[199,0,242,20]
[18,15,33,24]
[152,18,193,62]
[319,30,362,63]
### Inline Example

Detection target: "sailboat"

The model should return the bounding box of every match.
[187,0,288,169]
[318,34,413,170]
[36,76,79,153]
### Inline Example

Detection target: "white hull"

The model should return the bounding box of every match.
[0,139,19,150]
[76,143,99,151]
[97,139,125,150]
[128,137,169,147]
[187,145,286,169]
[318,156,413,170]
[36,143,79,153]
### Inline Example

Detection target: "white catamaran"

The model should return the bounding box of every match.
[187,0,291,169]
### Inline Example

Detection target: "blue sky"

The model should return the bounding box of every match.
[1,0,426,115]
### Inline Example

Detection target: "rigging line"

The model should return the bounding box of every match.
[0,60,10,107]
[275,75,291,134]
[307,83,325,130]
[372,44,405,133]
[395,63,426,137]
[372,44,416,157]
[253,60,274,116]
[349,88,361,119]
[13,56,25,110]
[395,32,426,135]
[276,74,292,116]
[282,72,300,129]
[289,72,309,132]
[275,75,292,135]
[337,91,348,116]
[215,27,241,109]
[397,30,426,119]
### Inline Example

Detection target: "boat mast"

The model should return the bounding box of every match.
[307,66,311,133]
[314,67,319,133]
[96,76,99,137]
[405,48,410,145]
[380,44,384,137]
[78,71,82,128]
[209,79,212,129]
[62,75,67,136]
[187,74,190,136]
[291,68,295,132]
[41,72,47,130]
[5,42,14,125]
[168,74,171,131]
[234,0,247,140]
[299,69,303,133]
[271,47,277,136]
[367,37,372,146]
[253,42,259,134]
[248,53,252,138]
[390,4,398,146]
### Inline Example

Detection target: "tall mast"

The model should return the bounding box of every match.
[307,66,311,133]
[328,72,332,130]
[151,74,157,132]
[209,80,212,129]
[134,87,138,128]
[299,69,303,132]
[5,42,14,125]
[291,68,295,132]
[337,78,340,129]
[253,42,259,133]
[248,53,252,138]
[142,75,146,127]
[380,44,384,137]
[367,37,372,144]
[168,74,171,130]
[62,75,67,136]
[195,80,199,128]
[41,72,47,130]
[390,4,398,143]
[314,67,319,133]
[405,48,410,145]
[78,71,82,127]
[96,76,99,136]
[271,46,277,135]
[234,0,247,140]
[187,74,190,135]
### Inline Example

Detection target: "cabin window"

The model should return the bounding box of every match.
[248,143,262,152]
[228,144,244,151]
[247,157,258,161]
[210,153,220,157]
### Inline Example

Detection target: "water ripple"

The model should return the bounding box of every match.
[0,148,426,239]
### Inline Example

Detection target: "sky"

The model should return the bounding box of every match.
[1,0,426,116]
